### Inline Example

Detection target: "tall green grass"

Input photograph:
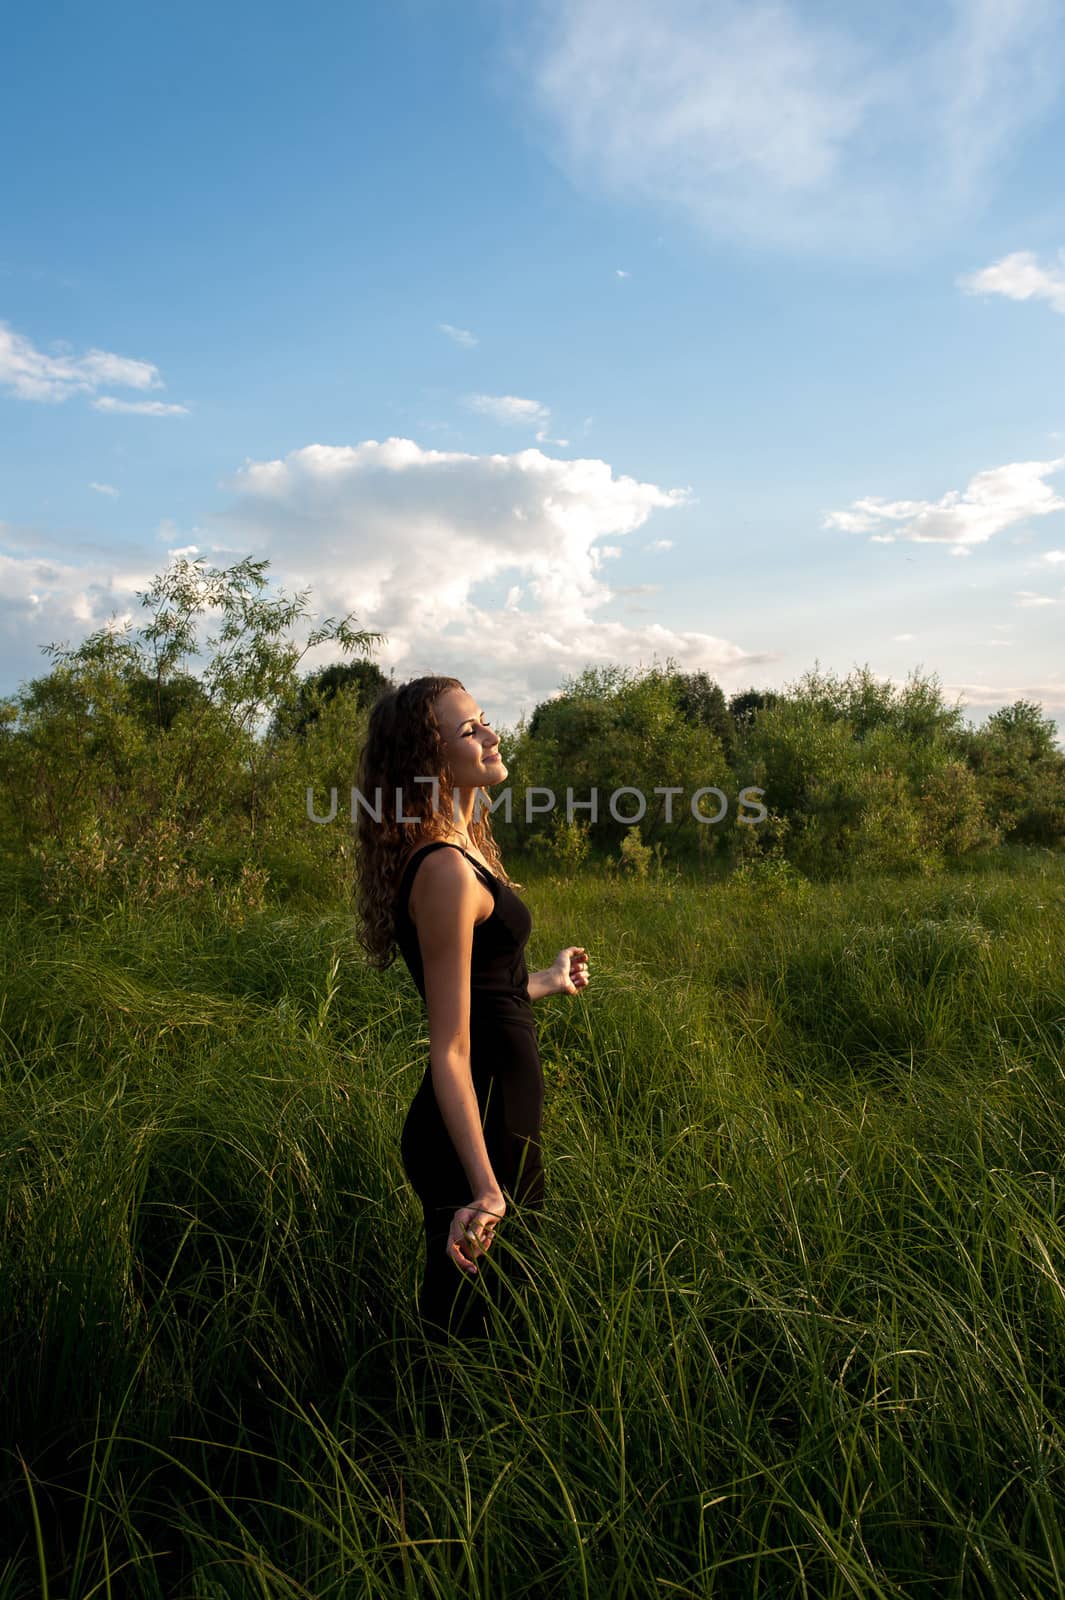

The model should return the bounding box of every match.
[1,852,1063,1596]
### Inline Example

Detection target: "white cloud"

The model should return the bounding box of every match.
[466,392,569,448]
[645,537,673,552]
[439,322,479,347]
[616,269,630,278]
[825,457,1065,550]
[512,0,1065,255]
[893,632,915,641]
[958,249,1065,314]
[109,571,153,595]
[92,397,189,417]
[219,436,771,719]
[0,441,768,722]
[0,546,153,666]
[945,677,1065,716]
[1015,590,1057,605]
[0,320,164,404]
[1042,549,1065,563]
[88,481,119,496]
[467,393,551,427]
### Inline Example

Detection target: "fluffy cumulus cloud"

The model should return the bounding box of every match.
[0,543,161,687]
[958,250,1065,314]
[0,319,186,412]
[824,457,1065,555]
[511,0,1065,254]
[219,437,770,718]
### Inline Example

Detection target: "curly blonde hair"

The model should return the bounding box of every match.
[354,674,519,968]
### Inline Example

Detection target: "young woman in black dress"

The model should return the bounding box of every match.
[355,675,589,1345]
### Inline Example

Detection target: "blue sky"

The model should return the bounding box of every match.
[2,0,1064,733]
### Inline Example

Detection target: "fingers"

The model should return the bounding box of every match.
[449,1232,478,1275]
[447,1206,500,1275]
[563,946,590,989]
[448,1224,477,1275]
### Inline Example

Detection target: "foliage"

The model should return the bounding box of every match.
[962,699,1065,847]
[526,814,592,877]
[916,758,1000,857]
[728,663,1022,877]
[511,661,733,862]
[0,554,382,912]
[728,685,781,729]
[507,660,1064,880]
[670,669,735,761]
[725,850,812,905]
[1,584,1062,923]
[789,661,968,747]
[616,825,654,878]
[269,658,393,742]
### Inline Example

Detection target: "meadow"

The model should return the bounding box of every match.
[1,847,1063,1598]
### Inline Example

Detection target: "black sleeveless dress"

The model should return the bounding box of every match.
[394,841,544,1340]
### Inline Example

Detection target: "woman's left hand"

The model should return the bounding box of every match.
[551,946,590,996]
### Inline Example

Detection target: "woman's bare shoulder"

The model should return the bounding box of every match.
[406,843,488,925]
[403,841,475,900]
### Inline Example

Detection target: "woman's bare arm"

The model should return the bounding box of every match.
[527,948,590,1000]
[410,848,503,1204]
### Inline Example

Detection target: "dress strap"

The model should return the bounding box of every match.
[456,845,497,887]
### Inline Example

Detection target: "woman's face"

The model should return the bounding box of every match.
[434,687,507,790]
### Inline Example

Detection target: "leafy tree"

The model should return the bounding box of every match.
[963,700,1065,847]
[670,671,735,761]
[125,669,210,731]
[981,700,1061,762]
[728,687,780,730]
[917,761,999,858]
[269,659,392,742]
[0,553,382,909]
[731,665,1004,875]
[510,662,732,861]
[734,697,861,854]
[786,663,966,747]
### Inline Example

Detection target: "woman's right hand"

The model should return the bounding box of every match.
[448,1190,506,1276]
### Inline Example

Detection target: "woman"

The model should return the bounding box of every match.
[355,675,589,1347]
